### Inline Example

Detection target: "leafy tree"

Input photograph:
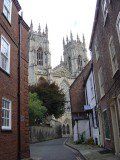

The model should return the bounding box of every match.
[29,78,65,118]
[29,92,47,125]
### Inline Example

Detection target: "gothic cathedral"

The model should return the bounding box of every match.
[28,22,88,136]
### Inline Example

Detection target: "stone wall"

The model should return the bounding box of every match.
[30,126,62,143]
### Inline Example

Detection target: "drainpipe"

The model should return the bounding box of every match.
[18,15,22,160]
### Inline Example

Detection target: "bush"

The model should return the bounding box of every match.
[87,137,94,145]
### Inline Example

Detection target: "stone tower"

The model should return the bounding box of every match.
[63,32,88,77]
[28,22,51,85]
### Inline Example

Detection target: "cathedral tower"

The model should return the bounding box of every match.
[63,32,88,77]
[28,22,51,85]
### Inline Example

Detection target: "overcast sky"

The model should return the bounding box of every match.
[19,0,97,68]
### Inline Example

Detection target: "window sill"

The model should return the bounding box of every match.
[0,67,10,77]
[1,128,12,133]
[2,12,11,27]
[105,138,111,141]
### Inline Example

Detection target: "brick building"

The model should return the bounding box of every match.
[90,0,120,154]
[70,61,92,141]
[0,0,30,159]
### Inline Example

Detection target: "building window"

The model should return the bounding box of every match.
[103,109,110,139]
[109,36,118,75]
[116,12,120,43]
[101,0,109,23]
[62,124,66,134]
[98,67,105,98]
[77,55,82,70]
[66,124,70,134]
[94,37,99,61]
[0,36,10,74]
[3,0,12,22]
[37,47,43,66]
[68,57,72,71]
[2,98,12,130]
[90,76,94,98]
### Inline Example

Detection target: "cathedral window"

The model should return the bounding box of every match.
[68,57,72,71]
[37,47,43,66]
[78,55,82,70]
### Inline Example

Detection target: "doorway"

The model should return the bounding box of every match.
[110,100,120,155]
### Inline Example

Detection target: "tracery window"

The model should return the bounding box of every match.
[78,55,82,70]
[68,57,71,71]
[37,47,43,66]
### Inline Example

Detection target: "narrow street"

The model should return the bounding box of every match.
[30,138,81,160]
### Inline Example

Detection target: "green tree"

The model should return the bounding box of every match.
[29,78,65,118]
[29,92,47,125]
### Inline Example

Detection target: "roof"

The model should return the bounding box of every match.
[70,61,92,113]
[19,15,30,31]
[12,0,21,11]
[70,61,92,89]
[89,0,100,49]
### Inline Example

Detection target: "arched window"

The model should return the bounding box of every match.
[37,47,43,66]
[78,55,82,70]
[66,124,70,134]
[68,57,71,71]
[62,124,66,135]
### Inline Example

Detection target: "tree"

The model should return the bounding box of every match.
[29,92,47,125]
[29,78,65,118]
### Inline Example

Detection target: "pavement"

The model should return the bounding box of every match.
[66,138,120,160]
[30,138,81,160]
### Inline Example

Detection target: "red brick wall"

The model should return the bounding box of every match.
[70,61,91,113]
[90,0,120,151]
[0,0,30,159]
[20,21,30,159]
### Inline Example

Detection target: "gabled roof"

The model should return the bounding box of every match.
[12,0,21,12]
[89,0,100,49]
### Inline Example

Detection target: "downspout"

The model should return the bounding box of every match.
[18,15,22,160]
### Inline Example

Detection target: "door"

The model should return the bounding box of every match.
[110,102,120,155]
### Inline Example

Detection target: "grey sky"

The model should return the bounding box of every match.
[19,0,97,68]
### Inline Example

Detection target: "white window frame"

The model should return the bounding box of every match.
[98,67,105,98]
[94,37,99,61]
[101,0,110,24]
[109,36,118,76]
[2,98,12,130]
[3,0,12,23]
[116,11,120,43]
[0,35,10,74]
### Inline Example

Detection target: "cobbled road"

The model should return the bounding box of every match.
[30,138,81,160]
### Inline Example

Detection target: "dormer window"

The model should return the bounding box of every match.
[3,0,12,22]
